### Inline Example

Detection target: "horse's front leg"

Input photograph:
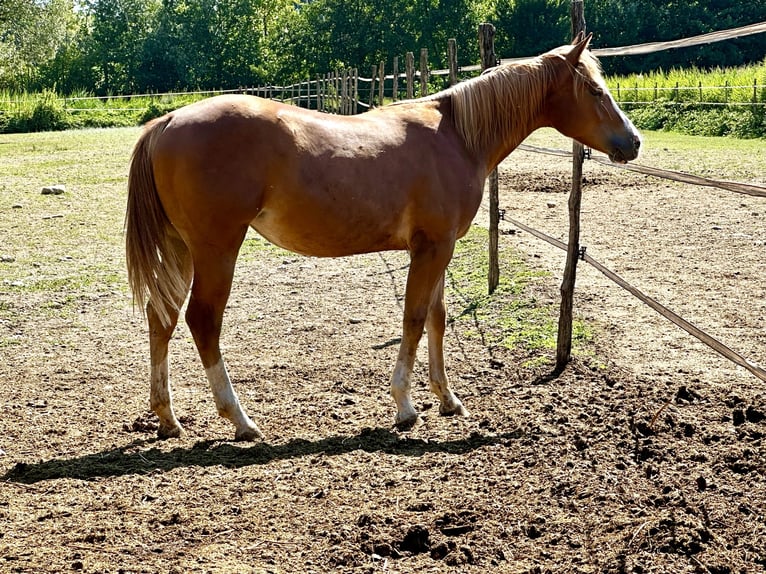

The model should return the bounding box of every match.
[426,274,469,418]
[391,237,456,429]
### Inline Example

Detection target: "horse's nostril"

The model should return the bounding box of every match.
[633,135,642,150]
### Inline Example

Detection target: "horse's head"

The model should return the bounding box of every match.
[542,34,641,163]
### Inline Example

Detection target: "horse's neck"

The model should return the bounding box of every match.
[483,122,542,174]
[460,62,549,174]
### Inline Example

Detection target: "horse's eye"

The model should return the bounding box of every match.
[589,86,604,97]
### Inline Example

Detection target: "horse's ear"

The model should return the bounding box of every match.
[567,32,593,64]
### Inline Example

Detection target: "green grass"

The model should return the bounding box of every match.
[447,225,590,354]
[238,233,293,261]
[0,89,209,133]
[0,127,140,321]
[604,60,766,138]
[607,59,766,106]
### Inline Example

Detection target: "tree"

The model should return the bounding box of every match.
[494,0,570,58]
[0,0,80,91]
[588,0,766,74]
[138,0,292,92]
[80,0,160,94]
[282,0,492,83]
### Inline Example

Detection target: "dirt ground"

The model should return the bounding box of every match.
[1,129,765,573]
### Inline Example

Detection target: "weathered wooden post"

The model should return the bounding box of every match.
[378,61,385,106]
[352,68,359,114]
[406,52,415,99]
[333,70,338,112]
[448,38,458,86]
[392,56,399,101]
[419,48,429,97]
[369,65,377,108]
[341,69,348,114]
[555,0,586,370]
[316,74,322,111]
[479,23,500,295]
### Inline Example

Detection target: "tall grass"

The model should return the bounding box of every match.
[0,89,208,133]
[606,58,766,106]
[602,60,766,138]
[2,59,766,137]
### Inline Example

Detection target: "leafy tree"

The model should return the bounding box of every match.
[588,0,766,74]
[494,0,571,58]
[282,0,492,84]
[82,0,161,94]
[0,0,80,91]
[139,0,292,92]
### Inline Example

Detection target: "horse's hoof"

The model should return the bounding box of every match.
[235,425,264,442]
[394,414,423,431]
[440,401,470,418]
[157,424,183,439]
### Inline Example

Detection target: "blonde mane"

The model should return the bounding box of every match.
[437,48,603,154]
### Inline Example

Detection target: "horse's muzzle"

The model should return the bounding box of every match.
[609,134,641,164]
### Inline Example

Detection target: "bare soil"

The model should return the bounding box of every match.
[1,130,764,573]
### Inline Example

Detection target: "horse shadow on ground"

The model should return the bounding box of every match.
[3,426,525,485]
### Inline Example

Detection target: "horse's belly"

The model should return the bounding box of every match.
[250,208,406,257]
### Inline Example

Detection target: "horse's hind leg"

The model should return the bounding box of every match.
[148,234,193,439]
[185,234,263,441]
[426,274,469,417]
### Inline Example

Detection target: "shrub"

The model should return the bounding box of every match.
[28,91,68,131]
[625,102,766,139]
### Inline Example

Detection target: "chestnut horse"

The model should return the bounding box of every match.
[125,34,640,441]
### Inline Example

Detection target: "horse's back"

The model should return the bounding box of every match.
[148,94,483,257]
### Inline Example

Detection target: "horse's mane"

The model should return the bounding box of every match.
[413,47,603,154]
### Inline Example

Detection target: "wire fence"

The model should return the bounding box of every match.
[502,211,766,383]
[502,19,766,380]
[507,143,766,381]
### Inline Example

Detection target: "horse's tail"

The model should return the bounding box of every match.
[125,116,188,328]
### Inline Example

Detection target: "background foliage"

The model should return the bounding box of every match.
[1,0,765,95]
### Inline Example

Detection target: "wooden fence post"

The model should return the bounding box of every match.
[392,56,399,101]
[369,65,377,108]
[378,61,385,106]
[341,68,349,114]
[448,38,458,86]
[353,68,359,114]
[479,23,499,295]
[419,48,429,97]
[406,52,415,99]
[555,0,586,371]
